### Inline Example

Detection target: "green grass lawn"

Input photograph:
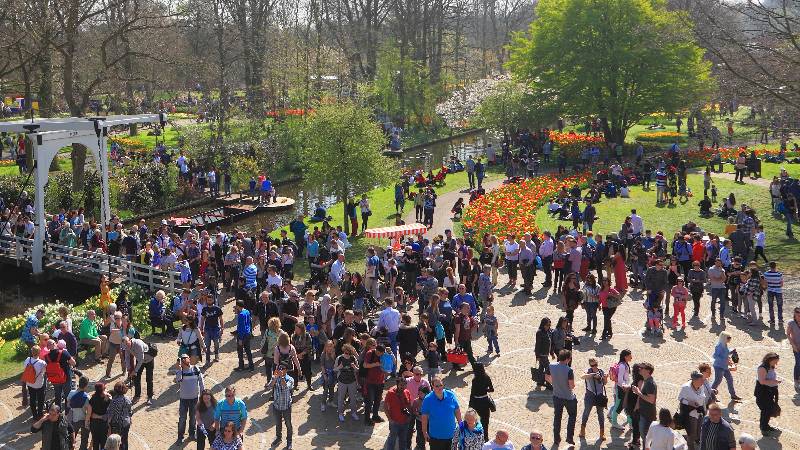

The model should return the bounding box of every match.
[536,174,800,271]
[275,166,505,279]
[123,125,183,148]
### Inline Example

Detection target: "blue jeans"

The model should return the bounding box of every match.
[711,287,727,316]
[486,330,500,353]
[553,396,577,441]
[584,303,598,331]
[386,421,410,450]
[581,391,605,431]
[712,366,737,397]
[388,331,399,368]
[787,212,794,235]
[767,292,783,323]
[794,351,800,382]
[178,397,197,439]
[639,414,652,443]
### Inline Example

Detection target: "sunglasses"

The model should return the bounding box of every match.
[531,436,543,440]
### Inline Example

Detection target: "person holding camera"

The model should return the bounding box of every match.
[678,371,707,450]
[268,364,295,449]
[579,357,607,442]
[384,376,413,450]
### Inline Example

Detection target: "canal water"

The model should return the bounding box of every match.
[154,130,495,235]
[0,131,494,318]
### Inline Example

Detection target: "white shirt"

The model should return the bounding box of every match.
[678,381,707,418]
[504,241,520,261]
[755,231,765,247]
[378,307,401,333]
[614,361,632,388]
[538,238,554,258]
[267,274,283,287]
[482,440,515,450]
[330,260,346,283]
[645,422,686,450]
[630,214,644,235]
[23,357,46,388]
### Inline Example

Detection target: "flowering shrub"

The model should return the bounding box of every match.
[110,136,149,154]
[549,132,606,159]
[462,172,591,237]
[637,131,682,140]
[435,75,511,128]
[0,283,149,357]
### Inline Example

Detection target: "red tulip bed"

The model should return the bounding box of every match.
[462,172,591,237]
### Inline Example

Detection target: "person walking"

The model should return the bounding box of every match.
[754,352,781,435]
[22,346,47,420]
[214,386,248,440]
[599,279,622,340]
[175,353,205,445]
[30,404,71,450]
[66,375,91,450]
[678,371,708,450]
[787,307,800,391]
[421,376,461,450]
[234,300,254,372]
[468,362,494,442]
[534,318,554,390]
[711,333,741,402]
[196,390,218,450]
[269,364,295,449]
[698,403,735,450]
[631,362,657,445]
[546,349,577,445]
[609,349,633,430]
[106,382,133,450]
[763,262,784,326]
[86,382,112,450]
[383,377,412,450]
[335,343,360,422]
[579,357,607,441]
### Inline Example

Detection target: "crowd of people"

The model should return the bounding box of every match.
[8,133,799,450]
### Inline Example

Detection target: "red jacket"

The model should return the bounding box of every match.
[384,386,412,424]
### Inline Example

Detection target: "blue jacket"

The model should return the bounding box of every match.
[712,342,729,369]
[236,309,252,339]
[452,293,477,317]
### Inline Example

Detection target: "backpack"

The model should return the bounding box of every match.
[145,341,158,357]
[380,353,395,374]
[67,390,89,422]
[609,362,620,382]
[45,350,67,385]
[20,360,38,384]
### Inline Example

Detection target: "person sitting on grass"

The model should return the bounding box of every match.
[699,196,713,218]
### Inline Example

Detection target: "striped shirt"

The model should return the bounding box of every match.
[763,270,783,294]
[655,170,667,188]
[242,263,258,289]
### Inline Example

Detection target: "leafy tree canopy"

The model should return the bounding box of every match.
[508,0,714,143]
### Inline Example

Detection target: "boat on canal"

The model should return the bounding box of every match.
[169,197,296,233]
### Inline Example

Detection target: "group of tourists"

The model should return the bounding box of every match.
[8,129,798,450]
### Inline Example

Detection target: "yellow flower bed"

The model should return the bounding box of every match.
[637,131,682,139]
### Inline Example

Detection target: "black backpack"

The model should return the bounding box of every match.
[145,341,159,357]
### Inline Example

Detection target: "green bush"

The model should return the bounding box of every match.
[118,162,173,212]
[0,282,150,357]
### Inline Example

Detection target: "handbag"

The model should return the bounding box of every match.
[487,395,497,412]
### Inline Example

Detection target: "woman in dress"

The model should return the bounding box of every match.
[612,249,627,293]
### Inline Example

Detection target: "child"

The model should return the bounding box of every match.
[753,225,767,264]
[671,277,689,330]
[646,304,663,336]
[412,385,431,450]
[306,316,321,361]
[319,341,336,411]
[425,341,441,383]
[379,345,396,378]
[483,305,500,356]
[711,184,717,203]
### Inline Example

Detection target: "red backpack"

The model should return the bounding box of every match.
[45,350,67,385]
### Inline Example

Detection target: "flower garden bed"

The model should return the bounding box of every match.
[549,132,606,159]
[462,172,591,237]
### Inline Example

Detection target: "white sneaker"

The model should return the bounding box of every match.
[338,414,345,422]
[320,403,326,412]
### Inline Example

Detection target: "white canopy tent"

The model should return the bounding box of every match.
[3,113,167,275]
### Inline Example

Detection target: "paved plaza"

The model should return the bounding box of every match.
[0,262,798,450]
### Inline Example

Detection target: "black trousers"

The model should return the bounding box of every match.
[602,307,616,338]
[134,360,154,399]
[237,335,253,369]
[470,397,492,441]
[454,340,476,369]
[542,255,553,285]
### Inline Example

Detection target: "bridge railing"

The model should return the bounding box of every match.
[0,235,34,265]
[42,241,182,295]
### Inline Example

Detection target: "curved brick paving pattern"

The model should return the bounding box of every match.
[1,227,799,448]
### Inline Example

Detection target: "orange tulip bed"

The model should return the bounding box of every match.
[549,132,606,159]
[462,172,591,237]
[681,146,788,167]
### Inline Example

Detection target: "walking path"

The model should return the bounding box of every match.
[0,169,798,450]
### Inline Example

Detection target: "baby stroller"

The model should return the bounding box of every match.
[643,299,664,337]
